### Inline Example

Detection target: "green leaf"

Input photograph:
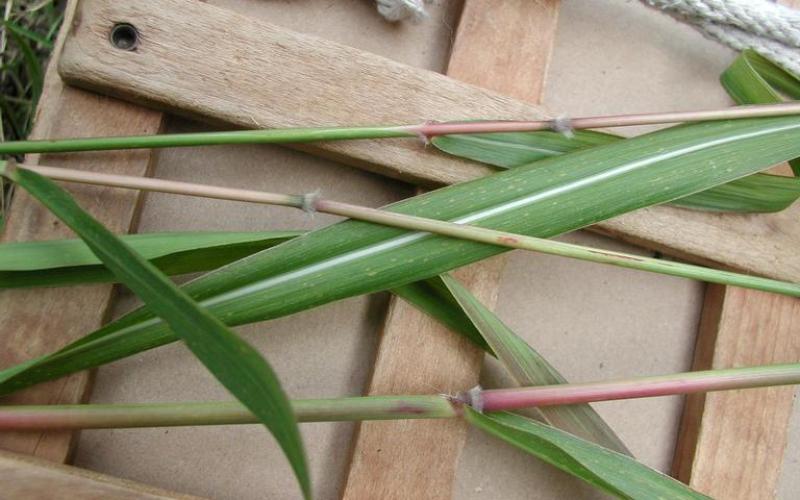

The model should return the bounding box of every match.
[439,274,631,456]
[3,116,800,396]
[432,125,798,213]
[0,230,301,288]
[721,50,800,104]
[721,49,800,176]
[671,172,800,212]
[431,130,619,167]
[464,409,708,499]
[3,164,311,500]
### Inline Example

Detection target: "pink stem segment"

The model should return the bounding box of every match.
[407,102,800,138]
[477,363,800,412]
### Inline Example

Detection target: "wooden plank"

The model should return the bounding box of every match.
[342,2,559,498]
[446,0,559,103]
[56,0,800,284]
[58,0,521,186]
[0,0,164,463]
[0,449,202,499]
[672,286,800,499]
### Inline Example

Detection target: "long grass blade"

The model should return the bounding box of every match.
[1,164,311,500]
[0,230,301,288]
[464,408,708,499]
[439,274,630,455]
[2,116,800,396]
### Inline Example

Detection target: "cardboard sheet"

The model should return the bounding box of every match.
[71,1,798,498]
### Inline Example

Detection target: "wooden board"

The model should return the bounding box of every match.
[446,0,559,103]
[342,2,560,498]
[0,450,201,499]
[56,0,800,283]
[673,286,800,499]
[0,0,164,463]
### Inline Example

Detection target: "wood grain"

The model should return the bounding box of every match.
[0,449,201,499]
[343,260,506,500]
[0,0,163,462]
[447,0,559,103]
[59,0,530,187]
[57,0,800,283]
[673,286,800,499]
[342,2,560,498]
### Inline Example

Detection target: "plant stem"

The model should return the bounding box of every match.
[1,364,797,430]
[0,396,457,430]
[477,363,800,412]
[413,102,800,136]
[0,125,415,155]
[0,103,798,155]
[19,163,800,299]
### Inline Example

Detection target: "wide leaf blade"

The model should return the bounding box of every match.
[0,230,301,288]
[3,116,800,395]
[439,274,631,456]
[432,125,799,213]
[464,408,708,499]
[3,164,311,500]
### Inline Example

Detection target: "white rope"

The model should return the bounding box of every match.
[375,0,427,23]
[374,0,800,75]
[701,22,800,75]
[644,0,800,47]
[643,0,800,75]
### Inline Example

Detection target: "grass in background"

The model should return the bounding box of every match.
[0,0,63,225]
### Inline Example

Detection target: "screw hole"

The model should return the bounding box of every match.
[110,23,138,51]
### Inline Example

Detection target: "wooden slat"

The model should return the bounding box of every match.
[0,0,164,462]
[446,0,559,103]
[342,2,559,498]
[56,0,800,284]
[0,450,201,499]
[673,286,800,499]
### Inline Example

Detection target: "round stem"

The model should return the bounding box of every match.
[0,125,414,155]
[0,395,457,430]
[318,199,800,297]
[16,163,800,299]
[411,102,800,137]
[0,103,798,155]
[478,363,800,412]
[1,364,797,430]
